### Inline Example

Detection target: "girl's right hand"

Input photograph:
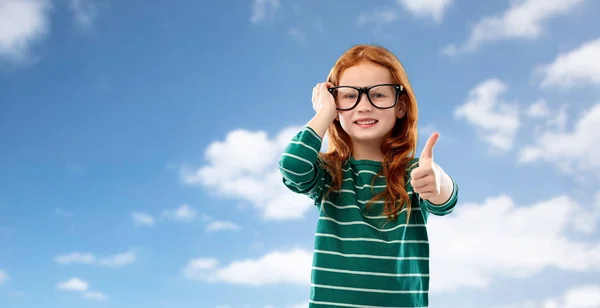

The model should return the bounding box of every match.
[312,82,338,121]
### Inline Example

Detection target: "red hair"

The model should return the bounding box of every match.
[319,44,419,221]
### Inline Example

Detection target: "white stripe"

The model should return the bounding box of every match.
[312,266,429,277]
[303,127,322,141]
[322,201,386,219]
[309,300,427,308]
[281,152,314,167]
[318,216,425,232]
[354,183,387,189]
[315,233,428,244]
[311,283,428,294]
[314,249,428,261]
[321,200,419,220]
[408,161,419,170]
[343,167,385,178]
[280,166,313,176]
[289,140,320,155]
[325,184,415,198]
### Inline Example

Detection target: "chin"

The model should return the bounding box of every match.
[348,129,387,143]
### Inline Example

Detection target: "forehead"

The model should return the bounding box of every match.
[338,61,393,87]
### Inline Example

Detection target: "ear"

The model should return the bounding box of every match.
[396,98,407,119]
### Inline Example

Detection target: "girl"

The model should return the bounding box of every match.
[278,44,459,307]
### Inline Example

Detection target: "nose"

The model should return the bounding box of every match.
[355,93,372,112]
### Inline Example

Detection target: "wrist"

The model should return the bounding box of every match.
[427,170,453,205]
[308,109,337,139]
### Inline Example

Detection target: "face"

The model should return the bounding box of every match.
[335,61,406,144]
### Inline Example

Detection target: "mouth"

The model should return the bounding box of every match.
[354,119,378,125]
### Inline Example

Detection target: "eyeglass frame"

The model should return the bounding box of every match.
[327,83,405,111]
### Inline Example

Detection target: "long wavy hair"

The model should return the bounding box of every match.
[319,44,419,222]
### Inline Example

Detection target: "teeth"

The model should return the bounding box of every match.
[356,120,376,125]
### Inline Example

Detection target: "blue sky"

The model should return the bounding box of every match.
[1,0,600,307]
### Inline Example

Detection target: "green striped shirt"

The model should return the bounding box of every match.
[279,127,459,308]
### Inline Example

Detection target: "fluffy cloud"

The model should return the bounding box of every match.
[57,277,107,300]
[396,0,454,22]
[182,190,600,295]
[496,284,600,308]
[205,220,240,232]
[0,0,51,63]
[427,193,600,293]
[357,9,399,27]
[0,269,7,284]
[162,204,198,222]
[536,38,600,90]
[454,78,520,151]
[57,277,88,291]
[66,0,98,29]
[131,211,155,227]
[250,0,279,23]
[443,0,586,55]
[519,103,600,175]
[182,249,312,286]
[179,126,317,220]
[358,0,453,27]
[55,250,136,267]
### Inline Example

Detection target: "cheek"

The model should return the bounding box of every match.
[338,112,353,130]
[381,110,398,128]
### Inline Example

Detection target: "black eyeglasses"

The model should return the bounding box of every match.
[328,84,404,111]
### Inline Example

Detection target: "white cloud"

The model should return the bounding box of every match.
[179,126,316,220]
[0,269,7,284]
[427,193,600,293]
[131,211,154,227]
[54,208,74,218]
[82,291,107,300]
[55,250,136,267]
[205,220,240,232]
[527,99,551,119]
[162,204,197,222]
[0,0,51,63]
[250,0,279,23]
[454,78,520,151]
[57,277,107,301]
[496,284,600,308]
[357,9,399,26]
[182,248,312,286]
[536,38,600,90]
[519,103,600,175]
[443,0,586,55]
[67,0,97,29]
[396,0,454,22]
[57,277,88,291]
[287,27,305,42]
[180,192,600,294]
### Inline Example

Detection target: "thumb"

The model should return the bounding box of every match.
[420,132,439,161]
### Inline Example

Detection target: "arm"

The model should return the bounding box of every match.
[279,112,335,205]
[420,167,458,216]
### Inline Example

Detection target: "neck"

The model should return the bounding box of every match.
[351,139,384,162]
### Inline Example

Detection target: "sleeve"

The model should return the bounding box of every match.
[278,126,330,206]
[407,158,458,217]
[420,176,458,216]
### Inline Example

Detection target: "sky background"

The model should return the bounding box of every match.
[1,0,600,307]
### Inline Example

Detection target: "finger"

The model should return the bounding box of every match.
[418,192,436,200]
[410,167,430,180]
[410,177,430,190]
[420,132,440,159]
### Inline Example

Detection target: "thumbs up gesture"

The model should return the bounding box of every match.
[410,132,444,202]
